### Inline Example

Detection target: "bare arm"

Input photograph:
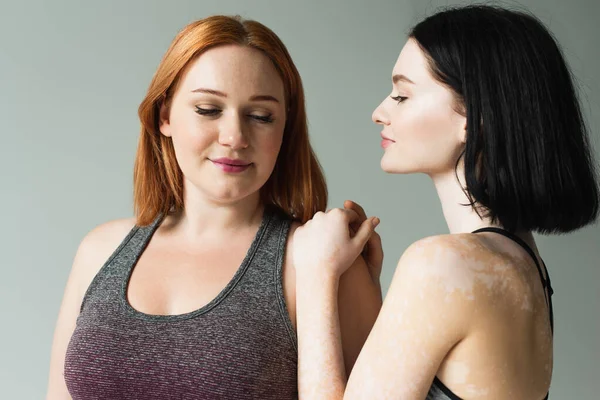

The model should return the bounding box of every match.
[337,200,384,373]
[295,253,382,399]
[293,209,379,398]
[46,219,134,400]
[297,269,346,399]
[344,236,473,399]
[296,231,475,399]
[286,220,382,376]
[46,252,81,400]
[337,254,382,374]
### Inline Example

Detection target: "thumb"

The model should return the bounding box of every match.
[352,217,380,251]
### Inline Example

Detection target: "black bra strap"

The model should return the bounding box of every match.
[472,227,554,333]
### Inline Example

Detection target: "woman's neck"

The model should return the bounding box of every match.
[430,166,500,235]
[429,166,539,254]
[167,181,264,239]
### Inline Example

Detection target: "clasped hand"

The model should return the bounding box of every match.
[292,201,382,281]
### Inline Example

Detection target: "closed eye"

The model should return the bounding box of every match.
[390,95,408,104]
[195,106,220,116]
[251,114,274,124]
[195,107,274,124]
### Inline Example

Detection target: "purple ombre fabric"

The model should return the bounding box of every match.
[64,207,298,399]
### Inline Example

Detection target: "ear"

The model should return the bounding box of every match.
[458,116,467,145]
[158,101,172,137]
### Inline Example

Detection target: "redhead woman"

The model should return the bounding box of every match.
[46,16,381,400]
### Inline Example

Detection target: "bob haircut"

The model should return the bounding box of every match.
[410,5,599,234]
[134,15,327,225]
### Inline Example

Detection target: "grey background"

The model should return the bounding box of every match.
[1,0,597,398]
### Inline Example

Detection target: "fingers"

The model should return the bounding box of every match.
[344,200,367,237]
[352,216,380,251]
[323,207,362,225]
[344,200,367,223]
[365,230,384,277]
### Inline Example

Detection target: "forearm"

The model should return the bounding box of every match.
[296,271,346,400]
[338,256,382,374]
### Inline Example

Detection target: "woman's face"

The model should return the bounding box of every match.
[159,44,286,205]
[372,38,466,176]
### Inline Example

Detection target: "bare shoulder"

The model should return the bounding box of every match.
[390,233,511,304]
[76,217,137,264]
[397,233,486,272]
[286,221,302,246]
[71,217,137,292]
[283,221,301,263]
[46,217,137,398]
[279,220,301,329]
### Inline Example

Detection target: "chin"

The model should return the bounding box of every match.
[380,156,416,174]
[212,181,262,201]
[187,177,256,205]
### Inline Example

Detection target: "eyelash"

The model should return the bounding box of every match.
[194,107,274,124]
[390,95,408,104]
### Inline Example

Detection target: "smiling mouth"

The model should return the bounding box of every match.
[381,139,394,149]
[380,132,394,141]
[210,158,253,173]
[210,157,251,166]
[380,132,395,149]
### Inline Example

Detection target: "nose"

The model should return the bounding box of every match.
[372,98,390,126]
[218,114,249,150]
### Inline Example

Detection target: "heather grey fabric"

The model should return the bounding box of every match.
[64,206,298,399]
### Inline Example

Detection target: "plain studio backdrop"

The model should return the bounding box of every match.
[1,0,598,398]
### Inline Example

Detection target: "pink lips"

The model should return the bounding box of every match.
[380,132,395,149]
[210,157,252,173]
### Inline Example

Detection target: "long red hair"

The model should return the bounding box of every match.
[134,16,327,226]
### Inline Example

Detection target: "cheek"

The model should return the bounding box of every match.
[256,118,285,156]
[257,130,284,165]
[384,97,463,173]
[392,99,452,143]
[170,112,215,153]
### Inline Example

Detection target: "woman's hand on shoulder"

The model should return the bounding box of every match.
[291,206,380,280]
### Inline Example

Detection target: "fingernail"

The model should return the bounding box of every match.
[372,217,380,227]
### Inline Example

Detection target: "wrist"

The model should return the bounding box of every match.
[296,266,340,290]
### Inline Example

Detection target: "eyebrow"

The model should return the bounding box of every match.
[392,74,415,85]
[191,88,280,103]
